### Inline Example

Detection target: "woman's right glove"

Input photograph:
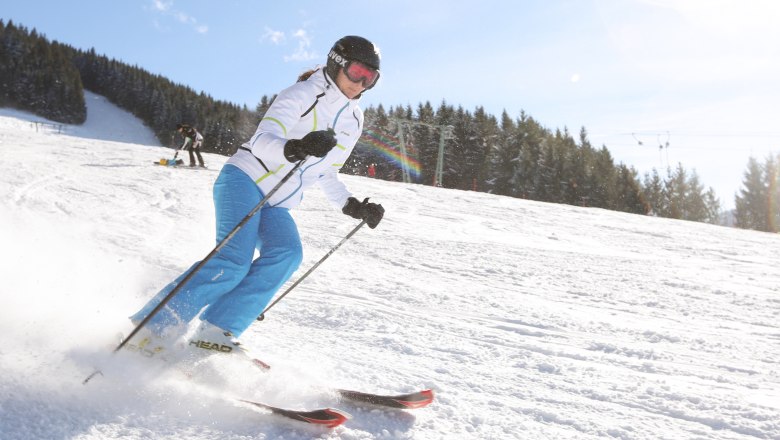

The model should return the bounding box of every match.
[284,129,337,162]
[342,197,385,229]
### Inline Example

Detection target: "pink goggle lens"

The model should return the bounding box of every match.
[344,61,380,88]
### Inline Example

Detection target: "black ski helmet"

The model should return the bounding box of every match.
[326,36,381,87]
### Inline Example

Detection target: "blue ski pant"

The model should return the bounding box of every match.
[131,164,302,337]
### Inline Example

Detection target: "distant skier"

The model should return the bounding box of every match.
[176,123,205,167]
[129,36,385,359]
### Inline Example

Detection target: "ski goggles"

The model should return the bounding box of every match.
[343,61,380,89]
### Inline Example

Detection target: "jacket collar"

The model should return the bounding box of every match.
[321,69,362,106]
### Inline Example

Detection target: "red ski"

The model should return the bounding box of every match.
[238,399,350,428]
[246,357,435,410]
[337,388,435,409]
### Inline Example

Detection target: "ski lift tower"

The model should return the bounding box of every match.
[433,125,454,187]
[391,118,453,185]
[394,120,412,184]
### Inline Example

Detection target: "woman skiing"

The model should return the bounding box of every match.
[129,35,385,358]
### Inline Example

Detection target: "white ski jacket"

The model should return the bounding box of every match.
[226,68,362,210]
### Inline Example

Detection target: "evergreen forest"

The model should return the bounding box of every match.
[2,19,778,232]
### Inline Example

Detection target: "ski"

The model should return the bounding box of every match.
[85,353,349,428]
[337,388,434,409]
[154,158,184,166]
[107,338,431,425]
[238,389,431,428]
[239,399,350,428]
[154,160,210,170]
[243,356,434,410]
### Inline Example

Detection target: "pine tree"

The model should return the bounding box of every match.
[515,112,546,200]
[570,127,595,207]
[614,164,649,214]
[683,170,709,222]
[486,110,517,196]
[255,95,273,119]
[642,169,665,216]
[769,154,780,232]
[470,106,499,192]
[0,20,85,123]
[734,157,768,231]
[449,106,485,191]
[412,102,437,185]
[590,147,617,209]
[702,188,721,225]
[663,164,690,219]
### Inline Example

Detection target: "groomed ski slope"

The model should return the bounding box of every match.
[0,93,779,439]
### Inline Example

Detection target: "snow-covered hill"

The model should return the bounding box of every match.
[0,97,778,440]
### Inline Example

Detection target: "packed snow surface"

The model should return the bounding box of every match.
[0,94,778,439]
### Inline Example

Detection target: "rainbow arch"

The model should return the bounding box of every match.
[358,129,421,178]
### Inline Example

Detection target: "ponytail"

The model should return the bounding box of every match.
[297,68,319,83]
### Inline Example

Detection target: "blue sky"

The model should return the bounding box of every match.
[3,0,780,209]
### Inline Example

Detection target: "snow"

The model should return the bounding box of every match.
[1,94,779,440]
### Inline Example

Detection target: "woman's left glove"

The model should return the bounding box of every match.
[342,197,385,229]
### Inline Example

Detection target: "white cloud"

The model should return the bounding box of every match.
[151,0,171,12]
[259,27,318,62]
[291,29,311,46]
[262,27,285,45]
[148,0,207,35]
[174,11,194,25]
[283,29,318,62]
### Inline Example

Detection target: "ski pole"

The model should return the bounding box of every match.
[256,219,367,321]
[84,161,304,384]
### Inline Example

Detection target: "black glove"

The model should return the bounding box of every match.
[284,129,337,162]
[342,197,385,229]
